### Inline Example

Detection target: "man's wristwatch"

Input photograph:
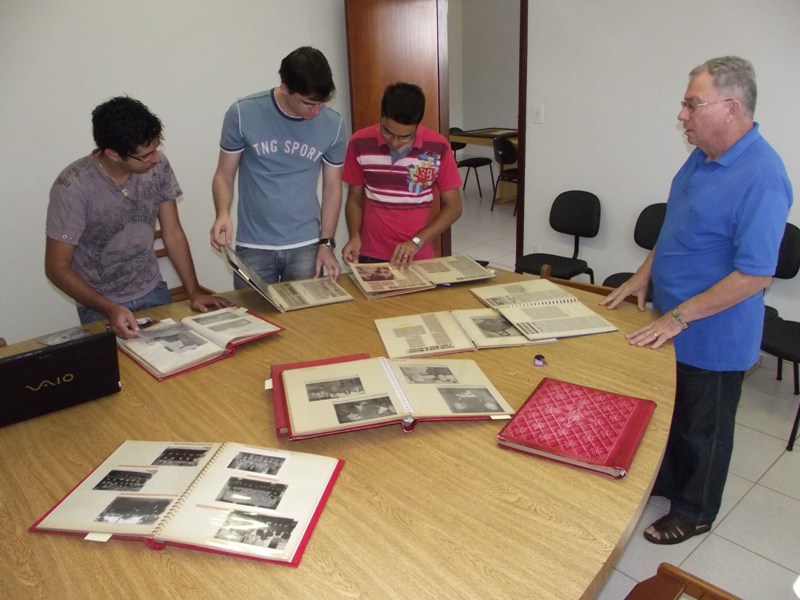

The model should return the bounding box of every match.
[316,237,336,250]
[411,236,423,249]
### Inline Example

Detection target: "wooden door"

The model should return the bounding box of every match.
[345,0,450,255]
[345,0,448,133]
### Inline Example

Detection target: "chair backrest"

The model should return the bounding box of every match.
[549,190,601,239]
[449,127,466,153]
[626,562,741,600]
[492,137,517,166]
[775,222,800,279]
[633,202,667,250]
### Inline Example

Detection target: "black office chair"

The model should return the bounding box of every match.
[491,136,519,214]
[764,222,800,322]
[449,127,494,198]
[759,222,800,451]
[515,190,601,283]
[602,202,667,302]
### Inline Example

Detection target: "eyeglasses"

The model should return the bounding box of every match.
[128,144,162,162]
[680,98,734,113]
[380,122,417,143]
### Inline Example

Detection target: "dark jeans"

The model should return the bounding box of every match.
[76,281,172,324]
[654,362,744,525]
[232,245,318,287]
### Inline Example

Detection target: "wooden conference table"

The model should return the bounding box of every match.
[0,269,675,600]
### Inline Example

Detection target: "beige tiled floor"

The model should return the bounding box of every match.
[451,183,800,599]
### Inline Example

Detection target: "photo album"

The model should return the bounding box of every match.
[349,254,495,299]
[470,278,617,341]
[30,440,343,566]
[374,308,555,358]
[270,355,514,440]
[223,245,353,312]
[117,307,283,380]
[497,378,656,478]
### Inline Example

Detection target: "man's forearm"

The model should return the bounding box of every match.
[678,271,772,324]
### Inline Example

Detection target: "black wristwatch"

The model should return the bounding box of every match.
[316,237,336,250]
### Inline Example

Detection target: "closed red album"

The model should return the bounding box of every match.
[496,377,656,478]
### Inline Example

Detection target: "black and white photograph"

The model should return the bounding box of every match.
[471,314,518,338]
[152,446,212,467]
[139,325,209,353]
[334,395,397,423]
[191,310,240,327]
[94,496,171,525]
[215,511,298,551]
[227,451,285,476]
[398,364,459,384]
[305,376,365,401]
[355,265,394,281]
[207,318,251,333]
[438,387,505,413]
[216,477,288,510]
[93,469,155,492]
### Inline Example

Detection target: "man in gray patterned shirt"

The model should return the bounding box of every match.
[46,96,229,339]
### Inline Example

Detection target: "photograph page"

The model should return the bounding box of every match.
[155,442,342,565]
[281,357,407,437]
[384,358,514,420]
[182,307,283,348]
[33,441,221,538]
[349,263,434,298]
[497,302,617,341]
[264,278,353,311]
[412,255,495,285]
[470,278,575,308]
[118,320,229,378]
[450,309,556,349]
[374,311,476,358]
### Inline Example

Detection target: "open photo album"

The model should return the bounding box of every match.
[270,355,513,440]
[222,245,353,311]
[30,440,344,566]
[470,278,618,341]
[349,254,495,299]
[374,309,555,358]
[117,307,283,380]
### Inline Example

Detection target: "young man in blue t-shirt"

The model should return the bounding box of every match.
[211,46,346,284]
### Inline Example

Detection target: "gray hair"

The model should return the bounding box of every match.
[690,56,757,117]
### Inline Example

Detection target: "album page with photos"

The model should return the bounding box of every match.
[374,308,555,359]
[278,356,513,439]
[223,245,353,312]
[117,307,283,380]
[31,440,343,567]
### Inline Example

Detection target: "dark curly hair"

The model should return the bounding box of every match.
[92,96,163,158]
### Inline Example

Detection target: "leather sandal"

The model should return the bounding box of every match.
[643,514,711,545]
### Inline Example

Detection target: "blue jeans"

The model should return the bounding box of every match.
[653,362,744,525]
[76,281,172,324]
[233,245,318,287]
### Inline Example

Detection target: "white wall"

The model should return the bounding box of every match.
[526,0,800,320]
[3,1,797,344]
[0,0,350,344]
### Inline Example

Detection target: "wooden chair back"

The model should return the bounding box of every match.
[539,264,637,304]
[153,227,214,302]
[625,562,742,600]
